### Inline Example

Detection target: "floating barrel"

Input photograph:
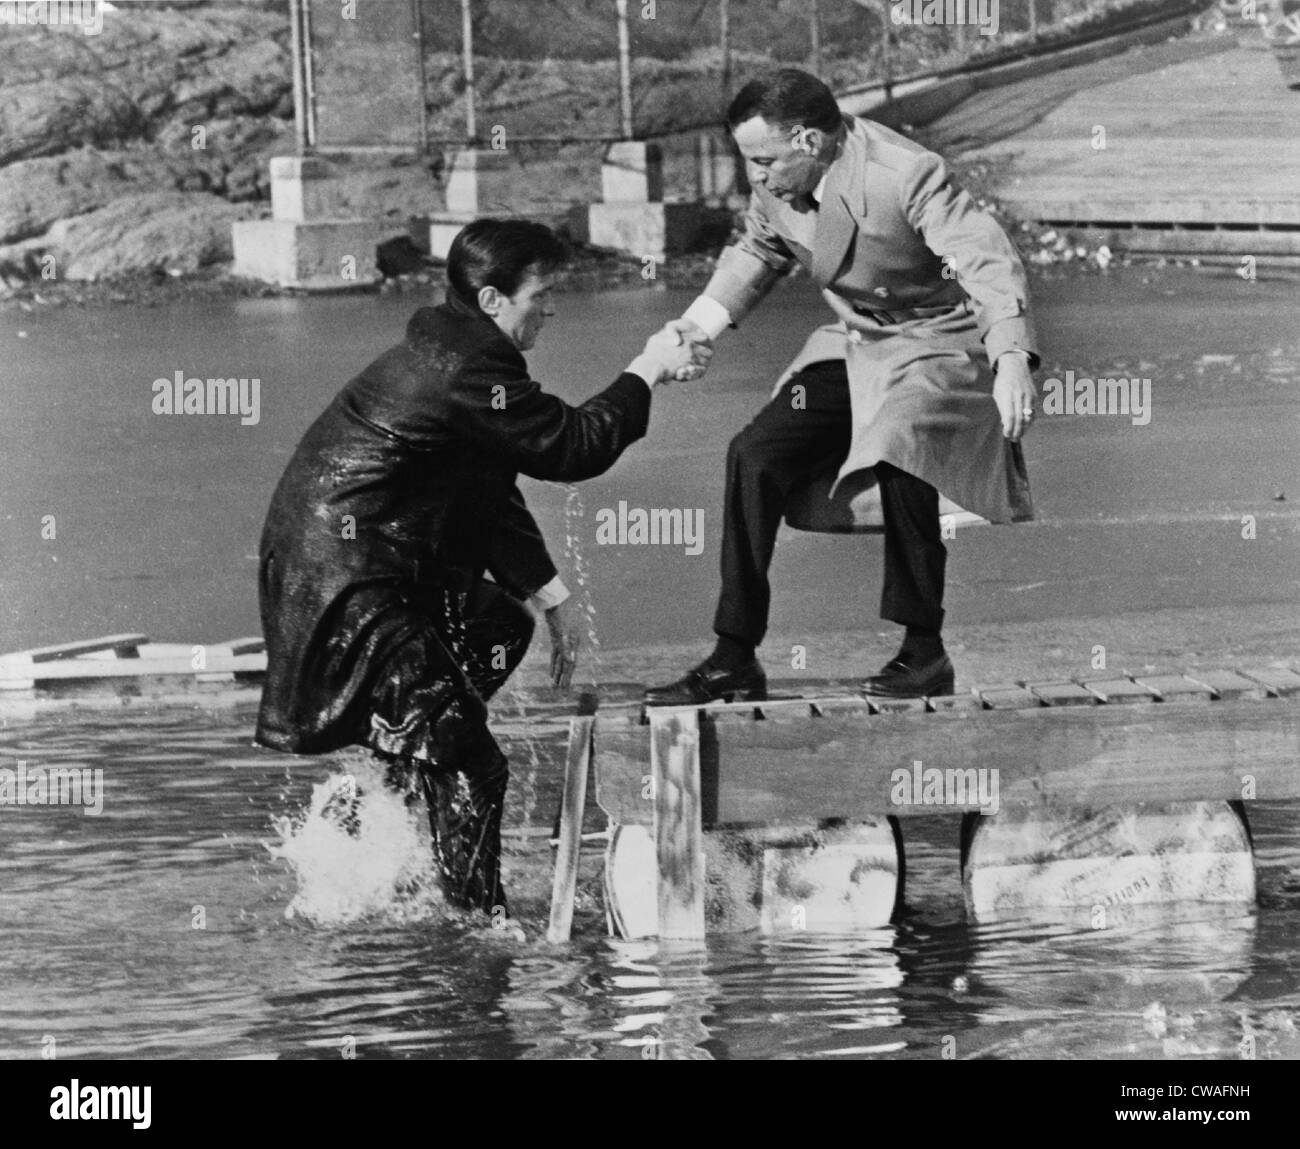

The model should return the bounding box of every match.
[605,819,903,939]
[783,466,985,534]
[961,801,1256,919]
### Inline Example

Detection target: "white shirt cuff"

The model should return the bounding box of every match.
[682,295,732,341]
[528,576,570,612]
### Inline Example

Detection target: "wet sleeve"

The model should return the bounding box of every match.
[486,485,559,600]
[444,343,652,483]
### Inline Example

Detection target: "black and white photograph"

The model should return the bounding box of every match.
[0,0,1296,1100]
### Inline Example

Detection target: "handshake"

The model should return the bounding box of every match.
[630,319,714,387]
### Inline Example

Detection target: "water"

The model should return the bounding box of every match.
[3,266,1299,653]
[0,705,1296,1060]
[1,266,1298,1058]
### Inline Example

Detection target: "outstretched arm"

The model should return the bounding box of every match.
[445,323,707,483]
[671,190,796,380]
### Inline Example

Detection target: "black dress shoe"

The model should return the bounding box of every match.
[644,658,768,706]
[862,653,955,699]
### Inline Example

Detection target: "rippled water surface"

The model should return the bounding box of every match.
[1,704,1296,1061]
[2,266,1298,1058]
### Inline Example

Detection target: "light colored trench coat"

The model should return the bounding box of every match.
[703,114,1037,524]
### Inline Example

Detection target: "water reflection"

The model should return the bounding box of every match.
[0,713,1295,1059]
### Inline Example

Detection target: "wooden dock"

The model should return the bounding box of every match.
[929,34,1300,256]
[4,635,1296,944]
[0,634,267,692]
[549,666,1300,941]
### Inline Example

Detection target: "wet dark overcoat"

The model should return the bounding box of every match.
[255,296,651,755]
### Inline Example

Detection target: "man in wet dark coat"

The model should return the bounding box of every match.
[255,218,708,913]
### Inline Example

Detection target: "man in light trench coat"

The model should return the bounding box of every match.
[646,69,1039,705]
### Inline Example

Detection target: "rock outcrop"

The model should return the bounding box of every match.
[0,4,294,284]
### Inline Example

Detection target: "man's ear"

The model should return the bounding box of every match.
[477,285,503,315]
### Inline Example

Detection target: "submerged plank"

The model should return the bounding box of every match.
[547,716,594,944]
[650,709,706,942]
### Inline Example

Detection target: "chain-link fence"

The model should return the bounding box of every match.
[286,0,1210,218]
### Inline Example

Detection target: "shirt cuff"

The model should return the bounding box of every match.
[682,295,732,340]
[996,347,1039,371]
[528,576,570,612]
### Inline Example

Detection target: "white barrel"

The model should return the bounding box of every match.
[605,819,902,939]
[963,801,1255,919]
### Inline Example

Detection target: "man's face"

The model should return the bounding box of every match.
[490,268,558,352]
[731,115,823,202]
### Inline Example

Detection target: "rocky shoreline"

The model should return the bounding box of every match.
[0,1,1194,311]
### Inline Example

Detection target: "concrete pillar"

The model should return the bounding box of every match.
[601,141,664,204]
[269,155,335,222]
[233,155,384,291]
[424,148,515,260]
[444,147,512,215]
[695,133,739,206]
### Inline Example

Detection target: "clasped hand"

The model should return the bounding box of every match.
[639,319,713,385]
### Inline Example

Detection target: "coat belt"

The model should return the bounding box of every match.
[850,300,963,327]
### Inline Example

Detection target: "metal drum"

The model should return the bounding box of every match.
[605,819,903,939]
[961,801,1256,920]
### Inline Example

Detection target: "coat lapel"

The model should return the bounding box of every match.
[811,117,866,288]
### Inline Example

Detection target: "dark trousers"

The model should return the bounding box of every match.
[713,359,946,645]
[371,578,534,914]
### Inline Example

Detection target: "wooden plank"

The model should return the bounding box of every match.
[592,699,1300,825]
[2,634,149,663]
[810,698,873,718]
[1182,669,1271,701]
[5,653,267,682]
[1238,667,1300,698]
[868,696,930,715]
[699,699,765,724]
[1129,674,1216,703]
[214,637,266,656]
[650,709,705,942]
[1076,676,1162,704]
[546,715,594,944]
[752,699,817,721]
[1022,680,1099,707]
[977,684,1042,709]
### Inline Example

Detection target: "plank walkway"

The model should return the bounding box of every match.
[931,33,1300,244]
[590,668,1300,828]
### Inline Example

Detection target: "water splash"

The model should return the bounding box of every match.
[267,755,443,926]
[561,484,603,688]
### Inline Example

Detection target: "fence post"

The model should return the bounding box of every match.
[461,0,477,142]
[616,0,634,140]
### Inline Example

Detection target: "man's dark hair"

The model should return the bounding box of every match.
[446,218,570,308]
[726,68,842,135]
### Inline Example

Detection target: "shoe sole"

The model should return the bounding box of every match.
[644,683,768,706]
[861,678,955,700]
